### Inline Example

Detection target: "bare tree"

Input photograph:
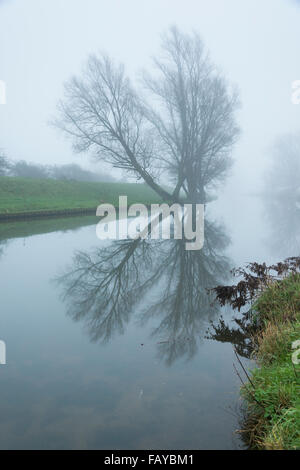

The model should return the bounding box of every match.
[54,27,240,203]
[0,151,10,176]
[263,132,300,255]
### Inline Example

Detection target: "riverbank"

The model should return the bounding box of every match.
[0,214,99,242]
[0,176,163,220]
[242,273,300,450]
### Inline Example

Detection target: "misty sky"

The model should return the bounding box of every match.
[0,0,300,195]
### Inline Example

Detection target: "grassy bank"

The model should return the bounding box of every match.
[0,176,163,215]
[242,274,300,450]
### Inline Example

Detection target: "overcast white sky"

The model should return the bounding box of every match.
[0,0,300,194]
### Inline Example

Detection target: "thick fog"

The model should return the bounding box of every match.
[1,0,300,261]
[1,2,300,451]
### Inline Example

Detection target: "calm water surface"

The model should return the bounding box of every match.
[0,212,272,450]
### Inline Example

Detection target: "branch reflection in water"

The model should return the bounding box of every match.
[55,218,232,365]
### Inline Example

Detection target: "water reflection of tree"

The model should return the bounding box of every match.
[57,219,231,365]
[0,240,8,260]
[206,314,256,360]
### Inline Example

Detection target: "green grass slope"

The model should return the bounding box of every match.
[0,176,163,214]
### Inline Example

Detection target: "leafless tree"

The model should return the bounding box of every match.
[54,27,240,203]
[263,132,300,255]
[0,150,10,176]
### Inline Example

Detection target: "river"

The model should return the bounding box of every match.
[0,200,287,450]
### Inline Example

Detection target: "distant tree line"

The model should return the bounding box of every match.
[0,151,117,183]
